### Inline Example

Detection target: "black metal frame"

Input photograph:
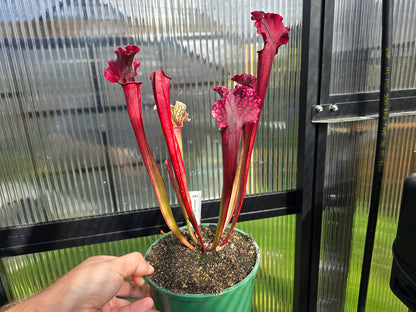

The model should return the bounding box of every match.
[1,0,416,309]
[0,260,8,306]
[293,0,326,311]
[313,90,416,122]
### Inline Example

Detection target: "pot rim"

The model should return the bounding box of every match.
[143,224,260,299]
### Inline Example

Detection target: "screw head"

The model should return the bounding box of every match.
[314,105,324,113]
[329,104,339,112]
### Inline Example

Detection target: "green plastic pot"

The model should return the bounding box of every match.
[144,226,260,312]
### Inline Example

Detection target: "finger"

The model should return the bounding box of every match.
[117,280,152,299]
[112,252,154,279]
[101,297,132,312]
[132,275,151,287]
[116,297,155,312]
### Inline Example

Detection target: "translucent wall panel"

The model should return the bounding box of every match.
[1,234,158,302]
[330,0,416,94]
[317,115,416,311]
[0,0,302,226]
[1,216,296,312]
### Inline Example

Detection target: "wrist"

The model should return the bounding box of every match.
[5,288,77,312]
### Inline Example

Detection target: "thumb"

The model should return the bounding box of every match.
[112,252,154,279]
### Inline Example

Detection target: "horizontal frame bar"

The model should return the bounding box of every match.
[0,191,297,258]
[312,89,416,123]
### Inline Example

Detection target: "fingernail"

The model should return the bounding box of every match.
[147,262,154,271]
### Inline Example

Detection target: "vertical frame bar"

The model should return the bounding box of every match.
[0,282,7,306]
[309,123,328,310]
[319,0,336,105]
[293,0,326,311]
[0,261,9,305]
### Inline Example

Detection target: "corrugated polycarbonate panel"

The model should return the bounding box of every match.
[364,115,416,311]
[240,216,296,312]
[0,0,302,226]
[317,120,370,311]
[330,0,416,94]
[0,234,158,301]
[1,217,296,311]
[317,115,416,312]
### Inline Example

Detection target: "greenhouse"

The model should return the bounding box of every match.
[0,0,415,311]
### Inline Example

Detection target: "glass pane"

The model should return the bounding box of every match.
[317,115,416,311]
[0,0,302,226]
[330,0,416,94]
[1,216,296,311]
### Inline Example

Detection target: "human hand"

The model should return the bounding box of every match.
[6,252,158,312]
[61,252,158,312]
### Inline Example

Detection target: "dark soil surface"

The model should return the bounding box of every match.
[145,225,258,294]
